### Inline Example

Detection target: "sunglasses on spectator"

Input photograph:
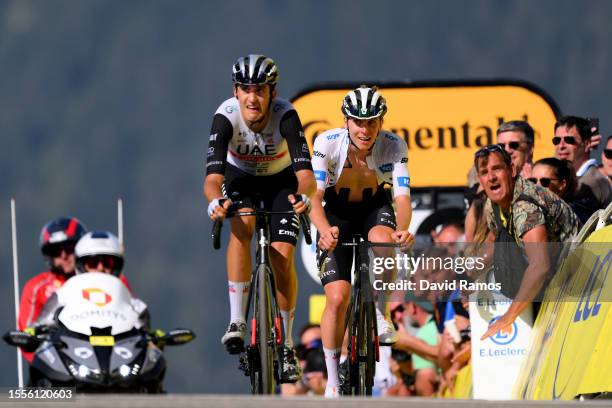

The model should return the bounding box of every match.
[475,144,505,158]
[604,149,612,159]
[83,255,116,270]
[527,177,558,188]
[498,141,521,150]
[552,136,577,146]
[47,243,76,258]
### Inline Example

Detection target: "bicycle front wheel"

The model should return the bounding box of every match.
[257,264,276,394]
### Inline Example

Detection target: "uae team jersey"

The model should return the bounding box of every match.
[206,97,312,176]
[311,128,411,198]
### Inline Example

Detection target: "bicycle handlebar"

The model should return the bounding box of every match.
[316,241,407,270]
[211,198,312,250]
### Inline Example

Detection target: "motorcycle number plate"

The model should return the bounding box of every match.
[89,336,115,346]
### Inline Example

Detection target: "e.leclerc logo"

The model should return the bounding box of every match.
[488,316,518,345]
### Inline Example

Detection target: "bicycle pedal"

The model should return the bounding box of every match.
[238,354,250,376]
[225,338,245,355]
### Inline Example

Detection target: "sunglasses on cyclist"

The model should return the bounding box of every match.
[47,243,76,258]
[604,149,612,159]
[498,141,521,150]
[82,255,116,270]
[527,177,558,188]
[552,136,577,146]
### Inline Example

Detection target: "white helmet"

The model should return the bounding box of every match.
[75,231,124,276]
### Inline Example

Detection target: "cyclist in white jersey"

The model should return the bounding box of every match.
[204,55,315,383]
[309,86,415,397]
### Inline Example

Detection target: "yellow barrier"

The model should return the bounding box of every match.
[515,225,612,399]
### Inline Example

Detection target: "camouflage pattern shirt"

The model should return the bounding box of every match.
[485,177,581,247]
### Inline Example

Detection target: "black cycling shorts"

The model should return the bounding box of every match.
[319,185,397,286]
[223,164,300,246]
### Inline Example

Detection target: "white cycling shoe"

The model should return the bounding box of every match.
[376,307,398,345]
[221,321,246,354]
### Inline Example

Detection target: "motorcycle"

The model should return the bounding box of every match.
[3,272,195,393]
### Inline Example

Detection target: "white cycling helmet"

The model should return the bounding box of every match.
[232,54,279,87]
[75,231,124,276]
[341,85,387,120]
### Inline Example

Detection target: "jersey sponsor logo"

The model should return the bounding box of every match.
[379,163,393,172]
[229,149,288,162]
[206,160,223,168]
[384,133,398,142]
[235,144,277,156]
[207,146,215,157]
[302,144,309,153]
[396,176,411,187]
[279,229,297,238]
[293,157,310,163]
[225,105,237,114]
[314,170,327,181]
[398,157,408,163]
[210,133,217,141]
[280,218,288,224]
[313,150,326,158]
[299,131,305,139]
[326,133,340,140]
[273,104,282,112]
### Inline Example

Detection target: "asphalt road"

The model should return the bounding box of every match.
[1,394,610,408]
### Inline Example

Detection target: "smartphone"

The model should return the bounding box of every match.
[587,117,599,136]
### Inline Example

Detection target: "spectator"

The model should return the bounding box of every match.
[475,145,580,339]
[530,158,591,223]
[497,120,535,178]
[395,296,439,396]
[386,349,414,396]
[554,116,612,211]
[282,324,326,396]
[598,135,612,184]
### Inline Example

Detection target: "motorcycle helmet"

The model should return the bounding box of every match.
[75,231,124,277]
[40,217,87,257]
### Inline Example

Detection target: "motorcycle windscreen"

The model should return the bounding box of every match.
[56,272,141,335]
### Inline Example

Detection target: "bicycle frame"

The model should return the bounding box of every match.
[212,199,311,394]
[319,238,402,396]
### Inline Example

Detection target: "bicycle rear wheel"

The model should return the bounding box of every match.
[257,264,276,394]
[346,289,377,395]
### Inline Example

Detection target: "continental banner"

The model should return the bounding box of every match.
[292,81,560,187]
[515,225,612,399]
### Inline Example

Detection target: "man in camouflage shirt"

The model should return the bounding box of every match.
[474,145,580,340]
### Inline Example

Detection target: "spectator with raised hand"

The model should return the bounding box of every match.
[554,116,612,211]
[474,145,580,340]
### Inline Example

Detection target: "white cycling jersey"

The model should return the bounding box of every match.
[207,97,311,176]
[311,128,411,198]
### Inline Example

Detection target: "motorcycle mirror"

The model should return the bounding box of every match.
[2,331,41,352]
[161,329,195,346]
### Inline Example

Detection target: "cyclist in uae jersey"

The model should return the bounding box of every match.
[308,86,415,397]
[203,55,315,384]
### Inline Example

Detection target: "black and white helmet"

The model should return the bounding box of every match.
[341,86,387,120]
[232,54,279,87]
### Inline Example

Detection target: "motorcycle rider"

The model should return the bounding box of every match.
[37,231,148,329]
[18,217,87,362]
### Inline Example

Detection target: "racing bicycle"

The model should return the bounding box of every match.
[212,198,311,394]
[318,236,402,396]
